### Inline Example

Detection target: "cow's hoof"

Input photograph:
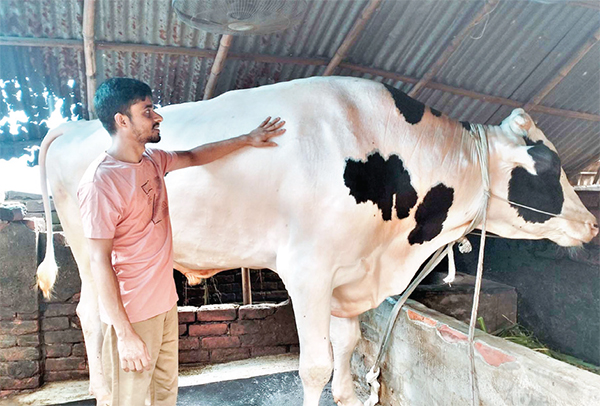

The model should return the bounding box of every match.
[89,386,110,406]
[333,396,363,406]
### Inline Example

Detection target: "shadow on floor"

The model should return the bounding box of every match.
[58,371,336,406]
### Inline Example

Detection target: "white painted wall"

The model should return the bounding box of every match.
[352,299,600,406]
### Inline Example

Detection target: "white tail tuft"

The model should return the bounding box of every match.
[37,255,58,299]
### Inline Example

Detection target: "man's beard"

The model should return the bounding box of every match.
[147,132,161,143]
[134,125,161,143]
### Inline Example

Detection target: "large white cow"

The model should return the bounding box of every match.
[37,77,598,406]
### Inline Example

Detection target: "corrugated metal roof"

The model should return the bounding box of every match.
[0,0,598,177]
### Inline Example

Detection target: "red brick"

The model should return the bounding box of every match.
[0,360,40,378]
[251,346,288,357]
[0,308,16,320]
[239,305,276,320]
[230,321,262,335]
[0,375,41,390]
[197,304,238,322]
[42,317,70,331]
[70,292,81,303]
[0,320,38,335]
[44,330,83,344]
[72,343,86,357]
[290,345,300,354]
[45,357,86,371]
[202,336,240,349]
[210,348,250,363]
[189,323,228,337]
[17,335,40,347]
[16,311,39,320]
[0,347,40,362]
[0,335,17,348]
[44,304,77,317]
[178,324,187,336]
[45,343,72,358]
[178,308,197,323]
[179,350,210,364]
[44,370,89,382]
[179,337,200,350]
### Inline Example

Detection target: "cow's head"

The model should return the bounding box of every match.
[486,108,598,246]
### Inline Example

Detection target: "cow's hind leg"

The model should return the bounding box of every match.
[54,196,110,405]
[330,315,362,406]
[280,256,334,406]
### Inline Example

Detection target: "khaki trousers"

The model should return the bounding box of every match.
[102,305,178,406]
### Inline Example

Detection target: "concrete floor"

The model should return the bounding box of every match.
[1,354,336,406]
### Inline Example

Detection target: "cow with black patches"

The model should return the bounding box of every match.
[37,77,597,406]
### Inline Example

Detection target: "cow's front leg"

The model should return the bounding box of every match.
[330,315,362,406]
[77,283,110,405]
[284,267,334,406]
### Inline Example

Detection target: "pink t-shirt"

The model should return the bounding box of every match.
[78,148,179,324]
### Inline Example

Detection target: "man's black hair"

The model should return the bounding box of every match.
[94,78,153,134]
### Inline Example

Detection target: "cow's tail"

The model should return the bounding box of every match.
[36,128,64,299]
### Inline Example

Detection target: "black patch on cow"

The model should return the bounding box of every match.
[460,121,471,130]
[430,107,442,117]
[344,152,418,221]
[383,84,425,125]
[508,142,564,223]
[408,184,454,245]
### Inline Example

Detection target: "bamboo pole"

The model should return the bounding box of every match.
[408,0,500,98]
[1,36,598,122]
[82,0,97,119]
[323,0,382,76]
[0,36,83,48]
[203,34,233,100]
[241,268,252,305]
[523,27,600,111]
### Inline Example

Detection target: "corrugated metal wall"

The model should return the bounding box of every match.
[0,0,598,176]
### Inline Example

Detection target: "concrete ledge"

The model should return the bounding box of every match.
[352,298,600,406]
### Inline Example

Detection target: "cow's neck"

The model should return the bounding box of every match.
[385,121,495,299]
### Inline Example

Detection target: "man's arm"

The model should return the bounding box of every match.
[87,238,151,373]
[169,116,286,171]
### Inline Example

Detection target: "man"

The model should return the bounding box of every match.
[78,78,286,405]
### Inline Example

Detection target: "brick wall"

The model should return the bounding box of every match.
[0,221,42,397]
[0,206,299,397]
[178,302,299,366]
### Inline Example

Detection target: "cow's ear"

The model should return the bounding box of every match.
[505,108,533,136]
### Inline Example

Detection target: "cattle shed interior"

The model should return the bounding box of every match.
[0,0,599,404]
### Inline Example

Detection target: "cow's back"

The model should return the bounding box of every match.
[47,77,465,307]
[158,77,423,273]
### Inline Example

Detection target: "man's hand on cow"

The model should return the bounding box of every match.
[117,330,151,373]
[245,117,286,147]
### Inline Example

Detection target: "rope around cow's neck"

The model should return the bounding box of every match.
[364,124,491,406]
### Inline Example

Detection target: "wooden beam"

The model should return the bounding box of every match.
[323,0,382,76]
[203,34,233,100]
[1,35,598,122]
[339,62,600,122]
[0,36,83,49]
[408,0,500,98]
[83,0,97,119]
[241,268,252,305]
[96,41,217,59]
[524,27,600,111]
